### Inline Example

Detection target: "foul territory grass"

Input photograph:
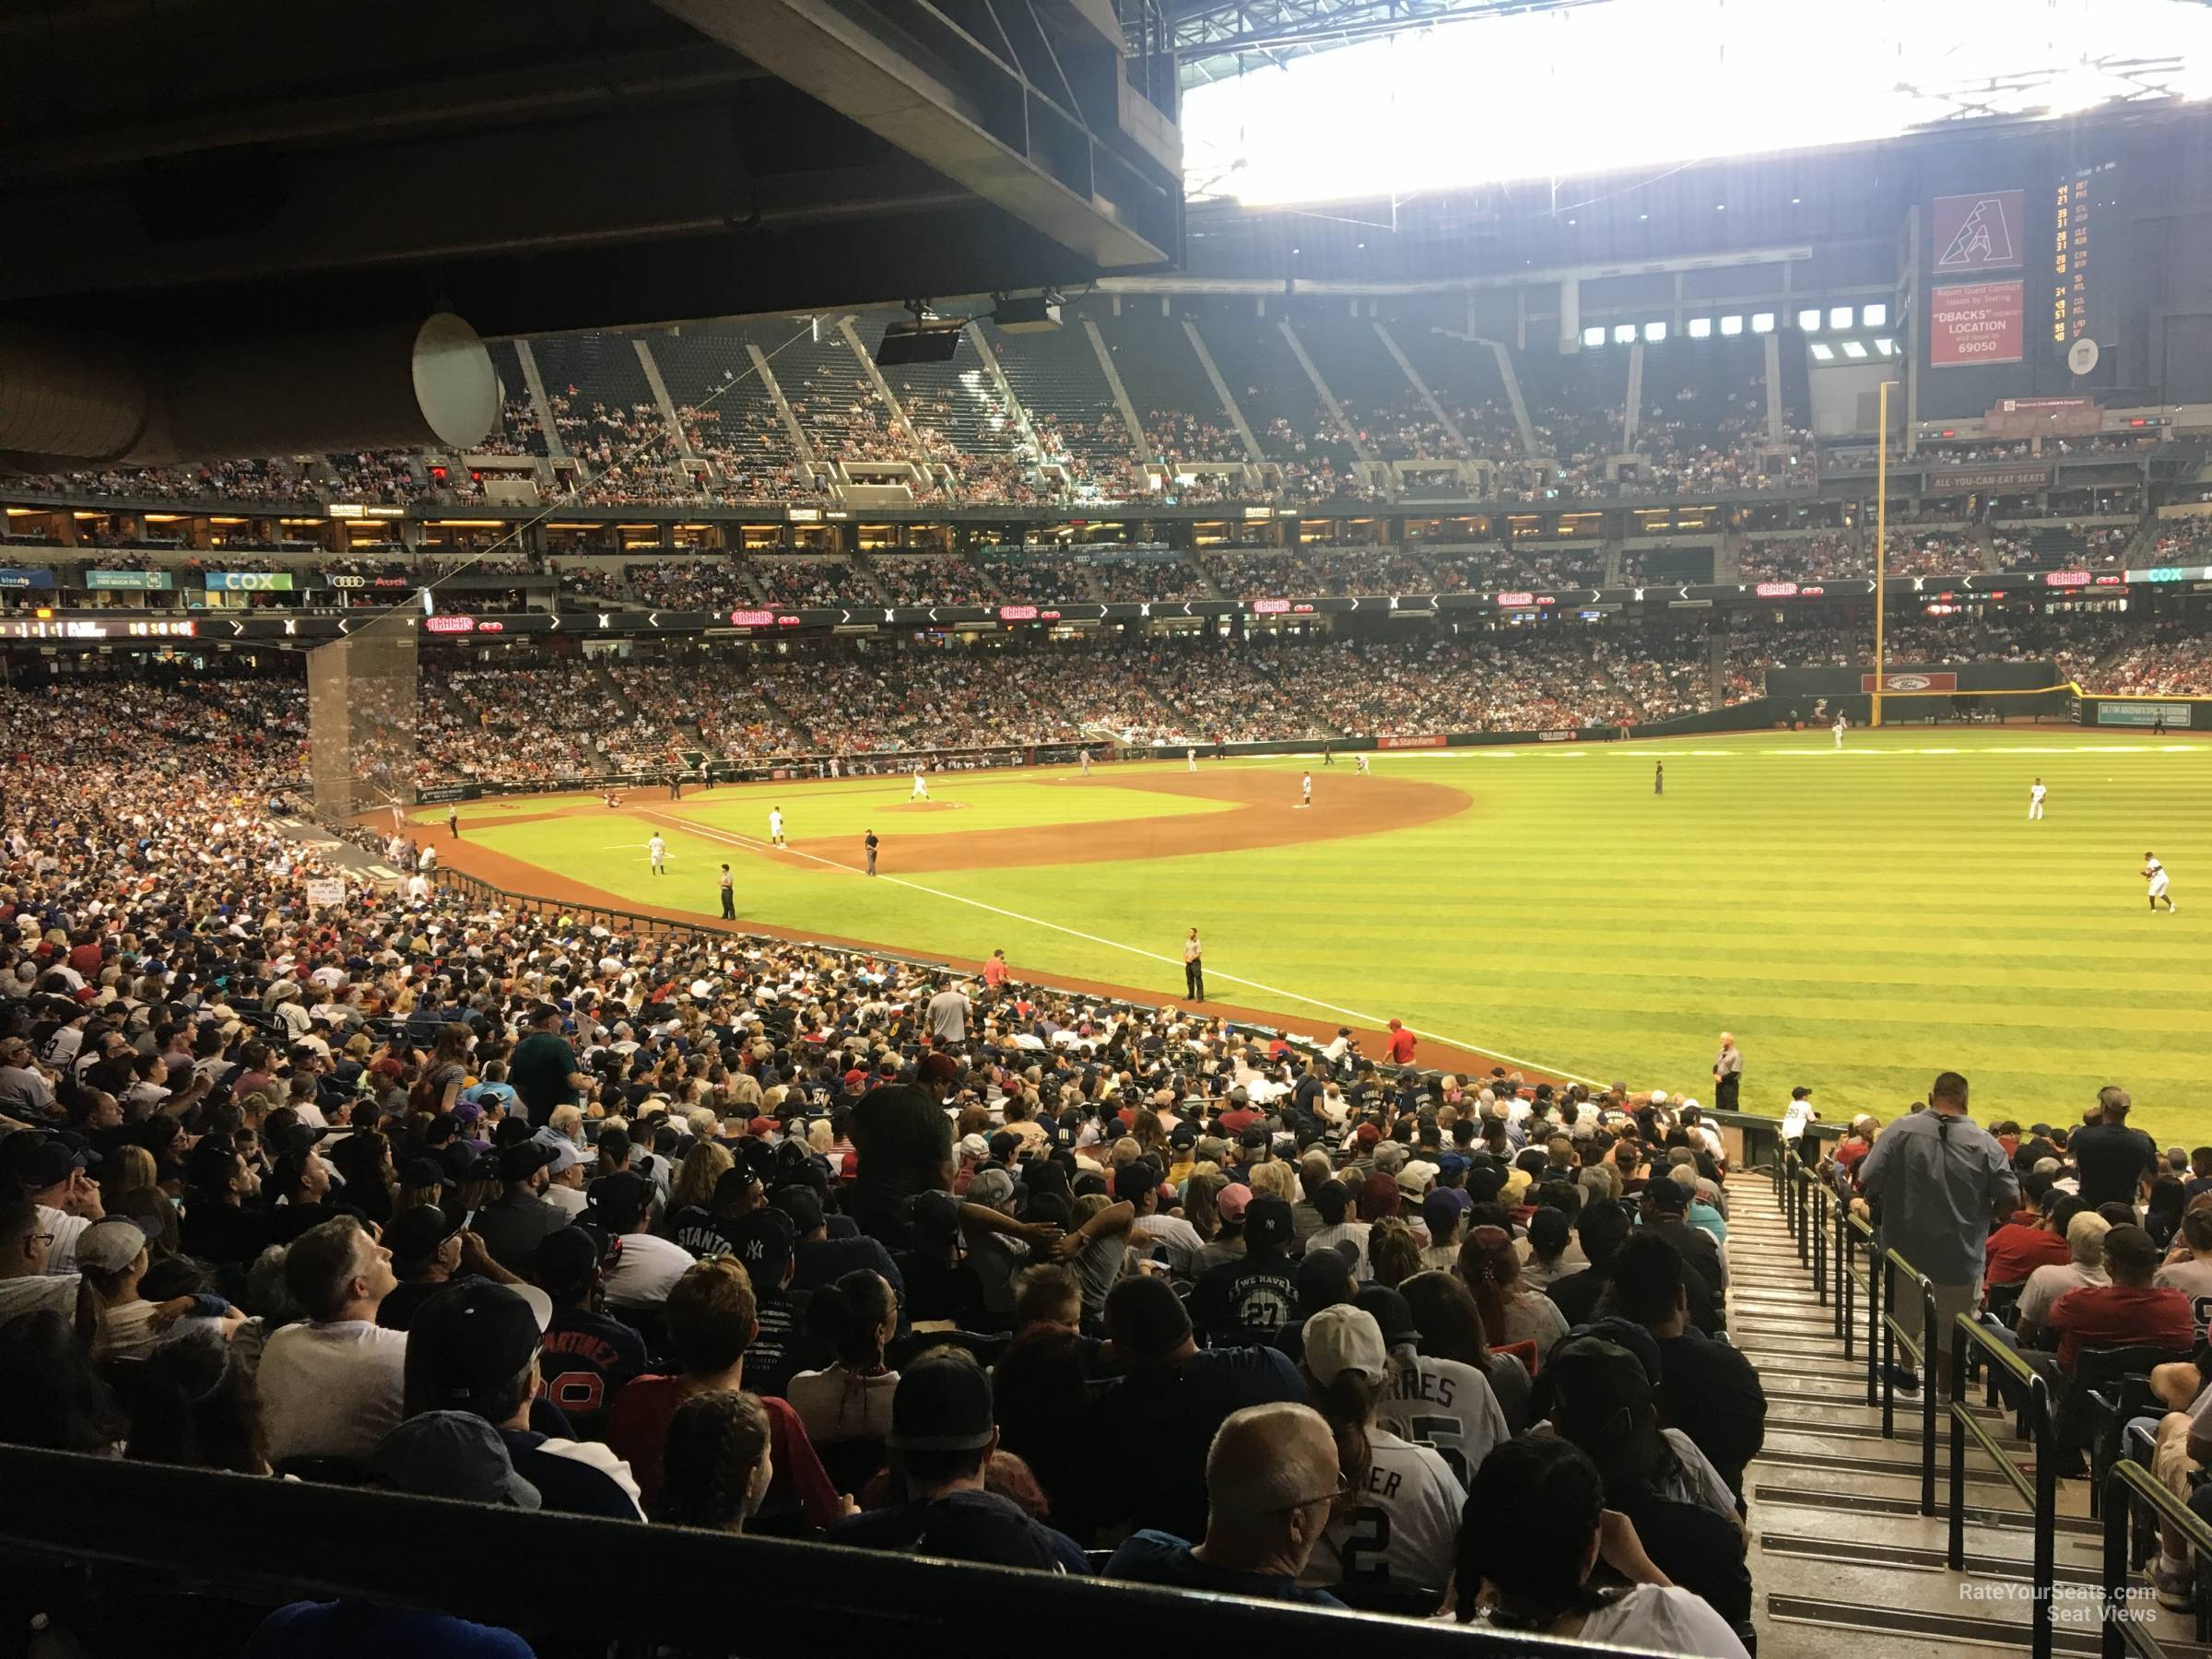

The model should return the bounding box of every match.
[445,728,2212,1145]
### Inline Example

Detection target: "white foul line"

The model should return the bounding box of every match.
[642,810,1605,1085]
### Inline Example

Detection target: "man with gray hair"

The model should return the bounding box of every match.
[1857,1070,2018,1396]
[1103,1401,1345,1606]
[2072,1086,2157,1209]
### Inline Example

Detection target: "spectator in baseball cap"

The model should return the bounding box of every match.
[1298,1303,1464,1604]
[1192,1193,1299,1346]
[245,1413,541,1659]
[376,1204,495,1333]
[1088,1274,1304,1542]
[829,1347,1088,1571]
[534,1226,642,1444]
[404,1279,644,1520]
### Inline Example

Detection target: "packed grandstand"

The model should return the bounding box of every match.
[15,18,2212,1652]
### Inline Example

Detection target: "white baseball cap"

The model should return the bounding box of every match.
[1302,1304,1387,1387]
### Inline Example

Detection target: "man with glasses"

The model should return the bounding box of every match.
[1105,1402,1347,1605]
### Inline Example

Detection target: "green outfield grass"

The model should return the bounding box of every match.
[451,729,2212,1146]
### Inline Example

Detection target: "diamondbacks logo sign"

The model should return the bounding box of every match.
[1933,192,2023,273]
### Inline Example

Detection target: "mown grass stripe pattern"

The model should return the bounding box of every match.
[464,729,2212,1145]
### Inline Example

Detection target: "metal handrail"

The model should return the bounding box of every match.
[1880,1248,1940,1513]
[1793,1161,1813,1266]
[1848,1209,1878,1398]
[1809,1176,1829,1308]
[1950,1312,2059,1659]
[2103,1457,2210,1659]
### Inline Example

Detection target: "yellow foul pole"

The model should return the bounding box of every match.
[1872,379,1898,729]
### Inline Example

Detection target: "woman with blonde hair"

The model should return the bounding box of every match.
[1248,1160,1299,1206]
[670,1140,735,1214]
[100,1145,159,1210]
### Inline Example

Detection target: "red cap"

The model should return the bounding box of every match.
[1355,1123,1382,1147]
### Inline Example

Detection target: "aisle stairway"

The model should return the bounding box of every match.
[1729,1180,2206,1657]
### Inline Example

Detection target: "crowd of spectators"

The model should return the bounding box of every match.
[1204,549,1317,602]
[2098,618,2212,696]
[0,671,1797,1653]
[1087,557,1217,604]
[871,558,996,607]
[751,560,865,610]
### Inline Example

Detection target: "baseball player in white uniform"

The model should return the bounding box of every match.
[647,833,666,876]
[1833,715,1846,749]
[1187,747,1197,773]
[911,769,930,802]
[1300,771,1312,808]
[768,807,785,848]
[1356,753,1371,776]
[2028,778,2046,820]
[2145,852,2175,912]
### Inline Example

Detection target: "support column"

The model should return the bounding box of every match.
[633,338,698,461]
[1082,318,1149,456]
[1278,320,1373,464]
[512,339,568,461]
[1183,320,1264,463]
[1374,323,1472,458]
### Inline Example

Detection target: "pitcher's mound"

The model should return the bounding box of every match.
[886,800,966,813]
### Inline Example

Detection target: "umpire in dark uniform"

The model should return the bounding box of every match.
[865,830,879,877]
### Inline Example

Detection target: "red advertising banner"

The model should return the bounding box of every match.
[1859,672,1959,693]
[1932,191,2024,273]
[1929,280,2024,367]
[1378,734,1447,750]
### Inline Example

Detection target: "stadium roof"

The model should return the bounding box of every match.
[1165,0,1597,86]
[1175,0,2212,204]
[0,0,1183,340]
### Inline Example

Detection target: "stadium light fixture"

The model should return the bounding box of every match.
[1582,325,1606,348]
[1809,342,1835,360]
[1841,339,1869,359]
[1751,313,1775,334]
[1829,306,1853,330]
[1644,322,1667,343]
[1863,302,1888,328]
[1613,324,1637,344]
[1875,337,1898,356]
[1719,315,1744,335]
[1796,308,1822,333]
[1688,318,1712,339]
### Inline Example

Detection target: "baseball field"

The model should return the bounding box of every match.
[414,726,2212,1145]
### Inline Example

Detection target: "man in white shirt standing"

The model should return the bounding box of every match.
[257,1216,408,1464]
[1781,1087,1818,1162]
[911,768,930,802]
[768,806,786,848]
[647,833,666,877]
[2029,777,2047,820]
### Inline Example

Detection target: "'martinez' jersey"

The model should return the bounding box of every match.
[1302,1427,1465,1594]
[1371,1351,1509,1487]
